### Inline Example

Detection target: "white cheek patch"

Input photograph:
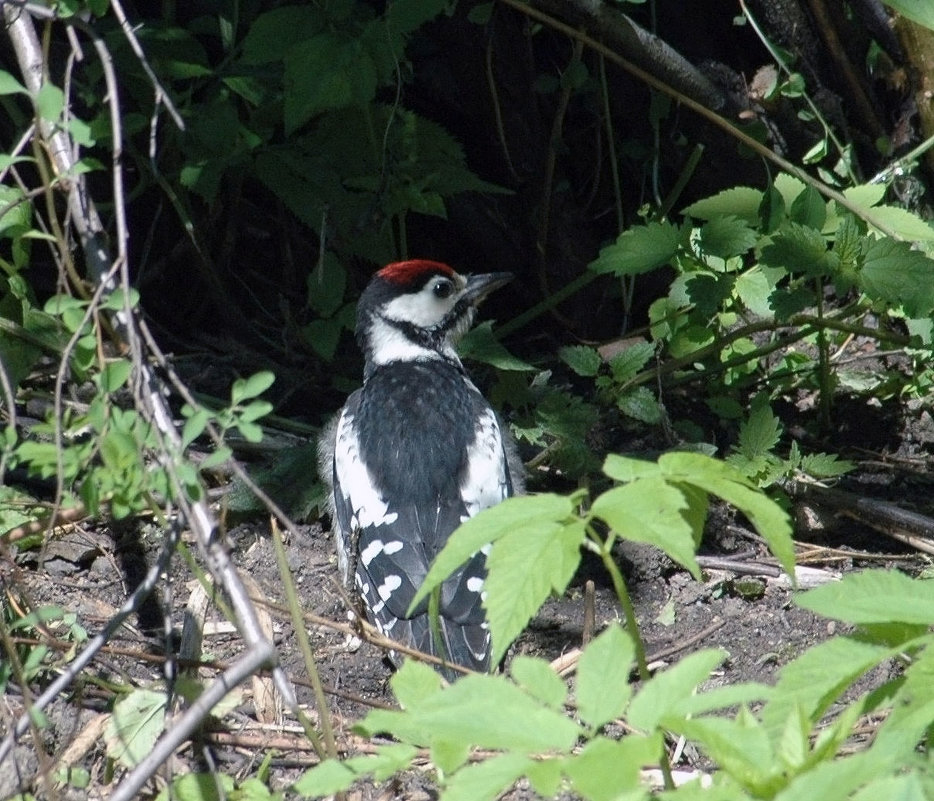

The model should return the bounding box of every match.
[334,412,399,528]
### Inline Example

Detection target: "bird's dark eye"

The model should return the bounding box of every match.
[433,279,454,299]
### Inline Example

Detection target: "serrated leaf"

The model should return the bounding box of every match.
[697,215,758,259]
[564,734,662,801]
[682,186,763,223]
[656,452,795,576]
[442,753,533,801]
[485,520,586,665]
[104,689,168,768]
[559,345,601,377]
[589,221,681,276]
[608,341,654,383]
[759,183,787,233]
[409,494,577,616]
[364,671,582,753]
[864,205,934,241]
[843,183,886,209]
[602,454,662,482]
[617,386,662,424]
[344,744,421,782]
[798,452,853,478]
[628,648,728,731]
[510,656,567,709]
[760,222,835,276]
[859,237,934,317]
[575,624,635,729]
[797,569,934,625]
[735,398,782,461]
[591,478,701,578]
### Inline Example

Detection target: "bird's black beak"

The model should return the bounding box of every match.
[464,272,514,305]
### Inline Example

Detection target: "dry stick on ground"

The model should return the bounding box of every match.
[0,6,302,794]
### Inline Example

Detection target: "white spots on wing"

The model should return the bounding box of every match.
[377,574,402,601]
[459,409,509,517]
[480,543,492,556]
[467,576,484,593]
[383,540,404,555]
[360,539,383,567]
[334,411,400,529]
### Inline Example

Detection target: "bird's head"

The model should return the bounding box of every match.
[355,260,513,368]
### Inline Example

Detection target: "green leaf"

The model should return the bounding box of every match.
[617,386,662,424]
[291,759,357,796]
[591,478,702,578]
[410,493,577,616]
[442,753,533,801]
[104,689,168,768]
[789,185,826,230]
[697,215,757,259]
[657,452,796,576]
[99,359,131,393]
[575,624,635,729]
[459,322,535,371]
[559,345,602,377]
[682,186,763,223]
[608,341,655,383]
[200,446,233,469]
[361,671,582,754]
[343,743,420,783]
[484,519,585,665]
[156,773,235,801]
[882,0,934,31]
[760,222,835,277]
[509,656,567,709]
[0,70,26,95]
[734,397,782,461]
[564,733,663,801]
[232,371,275,404]
[284,33,377,133]
[589,221,681,276]
[859,237,934,317]
[862,205,934,241]
[628,648,728,731]
[796,569,934,625]
[36,83,64,122]
[240,7,325,64]
[601,454,661,482]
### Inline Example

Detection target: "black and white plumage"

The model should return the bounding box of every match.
[319,259,521,677]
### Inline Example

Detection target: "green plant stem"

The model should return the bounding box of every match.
[815,279,832,428]
[495,269,600,339]
[271,522,335,761]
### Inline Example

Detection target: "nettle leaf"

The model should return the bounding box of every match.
[608,341,654,383]
[591,477,702,578]
[797,569,934,625]
[734,398,782,462]
[859,237,934,317]
[697,215,758,259]
[617,386,662,425]
[682,186,762,223]
[575,623,635,730]
[759,183,787,233]
[760,222,836,276]
[589,221,681,276]
[559,345,602,377]
[833,213,863,289]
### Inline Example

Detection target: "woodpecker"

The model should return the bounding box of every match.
[319,259,521,678]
